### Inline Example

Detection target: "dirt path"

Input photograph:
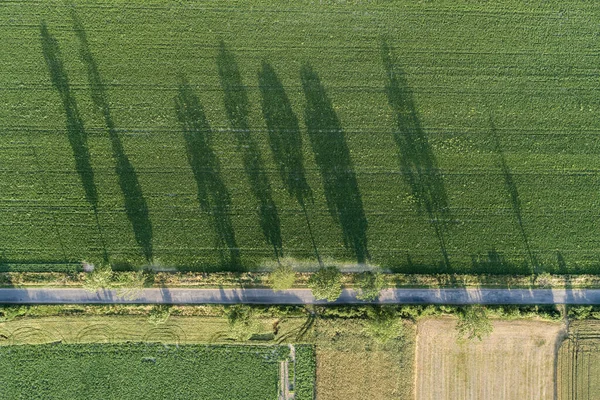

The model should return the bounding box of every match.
[278,344,295,400]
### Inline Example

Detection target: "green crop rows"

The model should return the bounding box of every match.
[1,0,600,273]
[0,343,312,399]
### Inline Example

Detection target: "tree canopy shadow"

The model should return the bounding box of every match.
[258,62,321,265]
[489,117,537,272]
[470,249,529,274]
[72,13,153,261]
[216,42,283,259]
[556,251,568,274]
[258,62,312,206]
[381,40,451,269]
[40,22,98,209]
[300,63,369,263]
[174,77,241,269]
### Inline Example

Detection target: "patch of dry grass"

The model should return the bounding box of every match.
[0,315,305,345]
[308,318,415,400]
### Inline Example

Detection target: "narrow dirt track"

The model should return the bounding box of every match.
[0,288,598,304]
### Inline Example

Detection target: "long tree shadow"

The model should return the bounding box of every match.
[72,13,153,261]
[381,40,451,269]
[300,63,369,263]
[258,62,321,265]
[489,117,537,272]
[470,249,529,274]
[40,22,108,261]
[216,42,283,259]
[174,77,241,268]
[40,23,98,208]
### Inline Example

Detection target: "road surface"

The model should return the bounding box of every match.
[0,288,599,304]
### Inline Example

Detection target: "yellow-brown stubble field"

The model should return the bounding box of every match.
[416,318,565,400]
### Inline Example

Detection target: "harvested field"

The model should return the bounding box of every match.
[416,318,564,400]
[557,320,600,400]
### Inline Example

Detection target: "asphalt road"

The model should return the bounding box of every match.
[0,288,599,304]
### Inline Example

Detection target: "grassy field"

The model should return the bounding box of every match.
[1,0,600,272]
[0,306,316,344]
[309,318,415,400]
[557,320,600,400]
[416,318,565,400]
[0,343,295,399]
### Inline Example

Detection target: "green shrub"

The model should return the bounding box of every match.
[82,263,113,291]
[456,305,493,341]
[308,266,342,302]
[269,264,295,291]
[363,306,404,343]
[355,271,386,301]
[225,305,262,341]
[148,305,171,325]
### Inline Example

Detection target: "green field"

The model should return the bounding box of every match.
[1,0,599,272]
[0,342,314,400]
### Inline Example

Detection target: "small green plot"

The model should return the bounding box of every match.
[0,343,314,400]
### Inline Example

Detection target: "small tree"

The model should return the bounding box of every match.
[308,266,342,302]
[356,271,386,301]
[82,262,113,292]
[269,264,295,291]
[148,304,171,325]
[456,305,493,341]
[363,306,404,344]
[225,305,262,341]
[114,270,148,300]
[0,306,27,323]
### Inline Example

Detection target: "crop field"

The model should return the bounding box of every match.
[0,342,314,400]
[416,318,564,400]
[1,1,600,272]
[557,321,600,400]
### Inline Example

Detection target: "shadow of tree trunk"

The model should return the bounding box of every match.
[300,63,369,264]
[489,116,537,273]
[381,40,451,269]
[258,62,321,266]
[72,13,153,262]
[174,77,241,269]
[216,42,283,260]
